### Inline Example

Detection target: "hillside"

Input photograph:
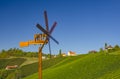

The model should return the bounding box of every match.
[0,57,68,78]
[24,53,120,79]
[0,58,26,69]
[20,57,67,78]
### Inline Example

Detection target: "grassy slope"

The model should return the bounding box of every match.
[0,58,26,79]
[20,57,38,67]
[0,57,67,78]
[20,57,67,78]
[24,53,120,79]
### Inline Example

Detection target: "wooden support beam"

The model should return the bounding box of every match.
[38,46,42,79]
[38,39,48,79]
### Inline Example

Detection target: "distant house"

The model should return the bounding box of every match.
[105,45,113,50]
[62,53,67,57]
[68,51,76,56]
[105,45,113,52]
[5,65,18,70]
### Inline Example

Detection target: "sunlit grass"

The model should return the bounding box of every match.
[24,53,120,79]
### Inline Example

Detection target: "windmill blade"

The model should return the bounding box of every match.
[36,24,59,44]
[44,11,49,32]
[44,10,50,41]
[49,22,57,34]
[44,11,52,58]
[48,22,57,58]
[48,39,52,58]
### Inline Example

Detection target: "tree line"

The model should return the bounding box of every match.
[0,48,38,58]
[0,48,57,58]
[88,44,120,54]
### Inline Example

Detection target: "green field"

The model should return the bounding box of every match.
[24,53,120,79]
[1,52,120,79]
[0,57,67,78]
[20,57,67,78]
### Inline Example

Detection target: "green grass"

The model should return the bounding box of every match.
[24,53,120,79]
[98,68,120,79]
[20,57,67,78]
[51,54,87,68]
[20,57,38,67]
[1,52,120,79]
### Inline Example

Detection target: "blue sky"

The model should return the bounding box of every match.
[0,0,120,54]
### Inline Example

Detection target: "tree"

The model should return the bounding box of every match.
[6,72,16,79]
[1,49,6,53]
[99,48,104,53]
[0,52,9,58]
[105,43,107,49]
[6,69,21,79]
[0,48,39,58]
[58,49,62,57]
[114,45,120,51]
[0,69,8,79]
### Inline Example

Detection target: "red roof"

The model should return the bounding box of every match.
[69,51,76,54]
[105,45,113,49]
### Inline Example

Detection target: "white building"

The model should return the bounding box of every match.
[68,51,76,56]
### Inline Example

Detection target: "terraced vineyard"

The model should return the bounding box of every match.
[24,53,120,79]
[0,58,26,69]
[1,52,120,79]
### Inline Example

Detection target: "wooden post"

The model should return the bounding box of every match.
[38,46,42,79]
[38,38,48,79]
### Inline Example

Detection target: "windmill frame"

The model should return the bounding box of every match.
[20,10,59,79]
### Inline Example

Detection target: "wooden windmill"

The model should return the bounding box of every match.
[20,10,59,79]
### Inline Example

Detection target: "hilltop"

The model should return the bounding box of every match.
[24,52,120,79]
[1,44,120,79]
